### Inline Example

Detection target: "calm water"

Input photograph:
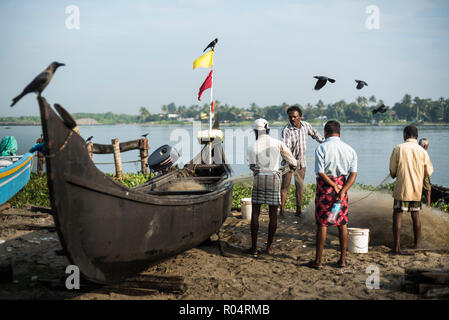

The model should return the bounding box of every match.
[1,124,448,187]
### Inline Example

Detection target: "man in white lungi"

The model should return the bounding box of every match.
[247,119,298,256]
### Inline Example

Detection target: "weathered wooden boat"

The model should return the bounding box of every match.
[431,184,449,205]
[0,153,35,205]
[37,97,233,284]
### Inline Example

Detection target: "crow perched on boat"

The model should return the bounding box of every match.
[372,104,387,114]
[86,136,93,143]
[11,62,65,107]
[203,38,218,52]
[355,80,368,90]
[313,76,335,90]
[141,133,149,138]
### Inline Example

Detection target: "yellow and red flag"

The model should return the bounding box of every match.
[193,50,214,70]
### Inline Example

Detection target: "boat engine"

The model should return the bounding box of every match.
[147,144,180,173]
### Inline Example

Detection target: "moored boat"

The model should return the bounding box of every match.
[37,96,233,284]
[0,153,35,205]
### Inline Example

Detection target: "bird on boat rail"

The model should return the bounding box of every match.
[11,62,65,107]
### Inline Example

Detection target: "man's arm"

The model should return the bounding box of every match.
[389,147,398,179]
[318,172,342,194]
[337,172,357,201]
[307,123,325,143]
[424,152,434,177]
[280,141,298,169]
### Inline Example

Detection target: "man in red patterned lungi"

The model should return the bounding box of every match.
[310,120,358,268]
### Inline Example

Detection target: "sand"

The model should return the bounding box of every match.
[0,189,448,300]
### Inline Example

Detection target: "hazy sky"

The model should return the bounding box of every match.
[1,0,448,116]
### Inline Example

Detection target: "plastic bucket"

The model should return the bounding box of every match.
[348,228,369,253]
[240,198,252,220]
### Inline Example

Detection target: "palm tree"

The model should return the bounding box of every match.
[139,107,150,122]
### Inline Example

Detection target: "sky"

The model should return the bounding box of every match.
[1,0,448,116]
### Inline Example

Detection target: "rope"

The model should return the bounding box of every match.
[94,160,142,165]
[44,131,73,159]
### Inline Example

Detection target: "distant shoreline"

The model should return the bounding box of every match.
[2,121,449,127]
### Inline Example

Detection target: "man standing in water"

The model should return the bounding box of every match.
[389,126,434,254]
[280,106,324,219]
[247,119,298,256]
[311,120,357,268]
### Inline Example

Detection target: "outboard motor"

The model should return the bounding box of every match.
[147,144,180,174]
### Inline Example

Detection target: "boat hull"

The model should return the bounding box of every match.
[0,153,34,205]
[38,97,233,284]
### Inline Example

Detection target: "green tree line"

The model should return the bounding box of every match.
[2,94,448,124]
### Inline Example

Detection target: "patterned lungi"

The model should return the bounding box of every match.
[315,175,349,227]
[252,172,281,206]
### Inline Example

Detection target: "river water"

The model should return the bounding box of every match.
[1,123,448,186]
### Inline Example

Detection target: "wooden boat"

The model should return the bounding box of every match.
[0,153,35,205]
[431,184,449,205]
[37,97,233,284]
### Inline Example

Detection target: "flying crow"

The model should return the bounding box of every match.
[313,76,335,90]
[372,104,387,114]
[355,80,368,90]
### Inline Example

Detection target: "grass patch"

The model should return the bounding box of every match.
[232,182,316,210]
[8,173,447,213]
[8,173,50,208]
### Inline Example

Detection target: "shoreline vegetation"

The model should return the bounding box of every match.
[8,173,449,213]
[2,94,449,126]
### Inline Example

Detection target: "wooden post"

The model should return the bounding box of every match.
[139,138,149,175]
[112,138,122,179]
[36,137,45,176]
[87,142,94,161]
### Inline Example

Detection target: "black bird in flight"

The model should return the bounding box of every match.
[372,104,387,114]
[11,62,65,107]
[203,38,218,52]
[86,136,93,143]
[313,76,335,90]
[355,80,368,90]
[141,133,149,138]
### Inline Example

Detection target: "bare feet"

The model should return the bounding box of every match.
[266,246,275,255]
[305,260,322,269]
[244,247,258,257]
[279,211,285,220]
[294,210,302,217]
[337,259,346,268]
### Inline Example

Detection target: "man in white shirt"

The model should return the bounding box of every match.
[247,119,298,256]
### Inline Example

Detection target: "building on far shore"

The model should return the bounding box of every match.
[76,118,99,125]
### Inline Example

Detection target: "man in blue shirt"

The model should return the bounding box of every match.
[310,120,357,269]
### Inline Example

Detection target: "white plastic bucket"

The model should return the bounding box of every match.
[240,198,252,220]
[348,228,369,253]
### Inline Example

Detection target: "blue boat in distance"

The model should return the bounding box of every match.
[0,152,35,205]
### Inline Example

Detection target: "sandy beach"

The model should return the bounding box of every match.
[1,189,448,300]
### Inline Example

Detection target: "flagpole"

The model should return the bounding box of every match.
[208,50,214,165]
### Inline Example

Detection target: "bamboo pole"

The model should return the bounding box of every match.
[36,137,45,176]
[139,138,149,174]
[112,138,122,179]
[87,142,94,161]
